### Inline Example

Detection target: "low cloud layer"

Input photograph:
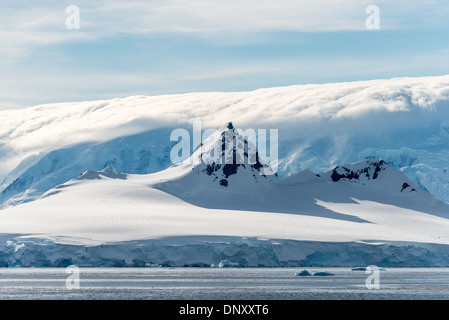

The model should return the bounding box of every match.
[2,74,449,181]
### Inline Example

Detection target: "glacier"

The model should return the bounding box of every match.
[2,235,449,268]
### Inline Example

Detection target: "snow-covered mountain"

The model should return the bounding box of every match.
[156,122,277,198]
[2,75,449,266]
[320,159,418,195]
[1,122,449,267]
[1,75,449,206]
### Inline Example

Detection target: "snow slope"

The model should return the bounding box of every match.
[0,129,175,208]
[1,123,449,266]
[2,75,449,205]
[1,160,449,266]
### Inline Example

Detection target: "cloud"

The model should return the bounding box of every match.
[1,1,448,109]
[87,0,449,34]
[0,4,91,60]
[1,74,449,180]
[1,0,448,59]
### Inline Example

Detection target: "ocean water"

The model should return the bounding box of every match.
[0,267,449,300]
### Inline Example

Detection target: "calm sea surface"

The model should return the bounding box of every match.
[1,267,449,300]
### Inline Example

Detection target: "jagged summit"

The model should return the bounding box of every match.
[329,159,389,182]
[184,123,277,188]
[320,159,419,195]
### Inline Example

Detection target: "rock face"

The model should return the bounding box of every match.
[77,166,127,180]
[330,160,389,182]
[320,159,420,195]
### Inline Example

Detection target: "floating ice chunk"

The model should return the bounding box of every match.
[312,271,335,276]
[295,270,312,276]
[351,267,367,271]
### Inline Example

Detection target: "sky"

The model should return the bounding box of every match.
[1,0,449,110]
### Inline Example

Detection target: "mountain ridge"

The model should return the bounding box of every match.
[2,74,449,204]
